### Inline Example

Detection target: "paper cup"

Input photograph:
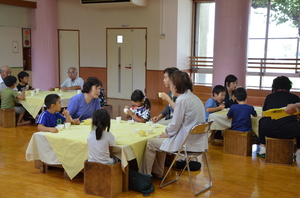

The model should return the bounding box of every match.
[124,108,128,114]
[158,92,163,98]
[65,122,71,130]
[116,117,121,124]
[30,90,35,96]
[35,88,40,93]
[138,130,147,137]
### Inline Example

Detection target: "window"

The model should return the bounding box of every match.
[192,0,300,90]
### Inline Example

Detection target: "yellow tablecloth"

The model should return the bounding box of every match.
[208,107,262,136]
[42,120,165,179]
[19,91,77,118]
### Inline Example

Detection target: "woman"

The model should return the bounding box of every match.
[223,74,238,108]
[67,77,101,124]
[139,71,207,178]
[258,76,300,157]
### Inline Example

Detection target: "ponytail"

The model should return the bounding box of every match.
[92,109,111,140]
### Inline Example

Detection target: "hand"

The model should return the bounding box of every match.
[125,105,129,109]
[49,128,58,133]
[219,104,225,110]
[159,132,168,138]
[25,84,30,91]
[62,108,69,116]
[127,109,134,117]
[48,88,54,91]
[284,104,297,115]
[61,87,68,92]
[72,118,81,125]
[160,92,170,101]
[151,116,159,123]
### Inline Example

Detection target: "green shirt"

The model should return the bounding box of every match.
[1,88,19,109]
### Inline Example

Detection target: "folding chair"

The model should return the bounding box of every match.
[159,120,213,196]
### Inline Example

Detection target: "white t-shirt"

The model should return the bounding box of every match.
[87,130,115,164]
[60,77,84,89]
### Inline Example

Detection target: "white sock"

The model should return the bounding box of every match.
[296,149,300,168]
[259,146,266,154]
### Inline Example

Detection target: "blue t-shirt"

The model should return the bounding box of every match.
[37,110,66,127]
[204,97,219,121]
[67,93,101,121]
[227,104,257,132]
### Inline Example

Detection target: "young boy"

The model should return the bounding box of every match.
[205,85,226,121]
[17,71,34,91]
[1,75,31,126]
[227,87,257,132]
[37,94,72,133]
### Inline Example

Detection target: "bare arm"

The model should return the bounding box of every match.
[151,114,164,123]
[109,146,113,158]
[38,124,58,133]
[16,90,25,100]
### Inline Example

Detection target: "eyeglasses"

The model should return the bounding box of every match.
[67,72,76,74]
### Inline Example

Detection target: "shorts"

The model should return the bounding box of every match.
[14,106,25,114]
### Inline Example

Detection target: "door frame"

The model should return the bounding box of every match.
[106,27,148,99]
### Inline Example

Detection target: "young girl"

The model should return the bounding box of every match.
[87,109,118,164]
[124,89,151,123]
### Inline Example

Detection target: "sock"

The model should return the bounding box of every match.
[259,146,266,154]
[296,149,300,168]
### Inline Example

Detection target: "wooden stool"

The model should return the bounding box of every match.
[223,130,253,156]
[84,161,123,198]
[0,109,16,128]
[102,105,113,118]
[265,137,294,165]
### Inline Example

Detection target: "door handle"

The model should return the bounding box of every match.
[125,66,132,69]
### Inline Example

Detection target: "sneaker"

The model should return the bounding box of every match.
[257,145,266,158]
[296,150,300,168]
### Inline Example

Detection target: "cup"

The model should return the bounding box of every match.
[55,88,60,92]
[35,88,40,93]
[116,117,121,124]
[124,108,128,114]
[158,92,163,98]
[30,90,35,96]
[138,130,147,137]
[77,90,81,94]
[65,122,71,130]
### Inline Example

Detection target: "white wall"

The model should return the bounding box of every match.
[57,0,161,70]
[0,4,30,28]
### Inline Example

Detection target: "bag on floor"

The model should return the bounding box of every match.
[129,170,154,196]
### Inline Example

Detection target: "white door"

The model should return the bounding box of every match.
[107,29,146,99]
[59,30,79,84]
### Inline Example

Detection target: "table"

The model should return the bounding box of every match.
[208,107,262,136]
[26,120,166,180]
[19,91,77,118]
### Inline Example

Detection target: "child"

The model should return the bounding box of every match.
[227,87,257,132]
[87,109,118,164]
[37,94,72,133]
[124,89,151,123]
[205,85,226,121]
[1,75,31,126]
[17,71,34,91]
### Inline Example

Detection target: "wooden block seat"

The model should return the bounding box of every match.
[265,137,294,165]
[0,108,16,128]
[84,161,123,198]
[223,130,253,156]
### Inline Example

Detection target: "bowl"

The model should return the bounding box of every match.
[127,120,134,125]
[146,121,153,126]
[152,124,158,128]
[84,119,92,125]
[132,129,140,133]
[146,129,153,134]
[56,124,64,131]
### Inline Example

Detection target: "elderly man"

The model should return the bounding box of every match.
[0,65,12,94]
[49,67,84,91]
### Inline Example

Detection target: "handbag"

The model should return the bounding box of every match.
[129,170,154,196]
[175,160,201,171]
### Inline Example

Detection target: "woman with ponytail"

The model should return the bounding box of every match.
[87,109,118,164]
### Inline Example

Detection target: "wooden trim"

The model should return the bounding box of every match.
[0,0,37,8]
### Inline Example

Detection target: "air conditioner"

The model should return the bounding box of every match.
[80,0,147,8]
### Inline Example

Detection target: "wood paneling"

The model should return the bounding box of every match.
[79,67,107,91]
[146,70,169,102]
[0,0,37,8]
